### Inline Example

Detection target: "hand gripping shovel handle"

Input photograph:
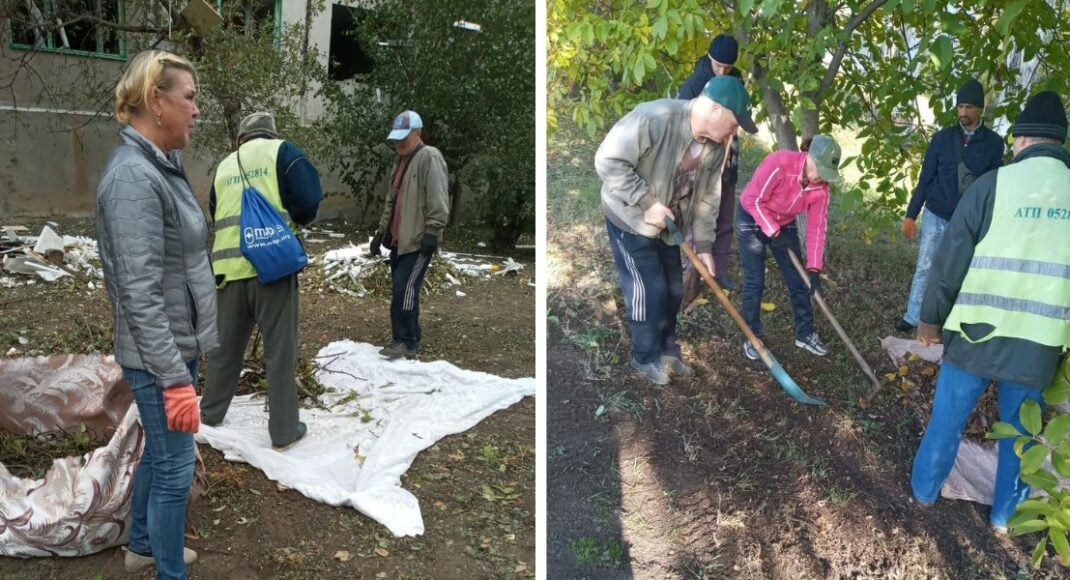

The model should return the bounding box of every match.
[785,248,884,398]
[663,217,825,406]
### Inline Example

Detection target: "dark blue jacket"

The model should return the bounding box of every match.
[209,139,322,225]
[905,123,1004,221]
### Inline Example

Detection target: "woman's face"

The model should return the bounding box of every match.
[804,155,826,186]
[155,70,199,151]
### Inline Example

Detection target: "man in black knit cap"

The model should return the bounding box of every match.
[911,90,1070,535]
[896,78,1004,333]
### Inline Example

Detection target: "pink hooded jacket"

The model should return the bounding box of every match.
[739,150,830,271]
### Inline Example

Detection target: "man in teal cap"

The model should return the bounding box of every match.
[596,75,757,385]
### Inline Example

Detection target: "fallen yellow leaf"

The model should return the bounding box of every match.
[760,302,776,312]
[884,372,898,382]
[334,550,352,562]
[898,365,909,376]
[693,297,709,307]
[908,354,921,362]
[374,548,389,557]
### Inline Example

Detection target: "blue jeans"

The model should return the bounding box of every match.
[903,210,949,325]
[911,362,1044,527]
[605,217,683,365]
[390,249,432,349]
[126,360,198,580]
[735,207,814,341]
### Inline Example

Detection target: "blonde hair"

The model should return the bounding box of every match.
[114,50,197,124]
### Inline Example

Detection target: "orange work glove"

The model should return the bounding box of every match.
[162,385,200,433]
[901,217,917,239]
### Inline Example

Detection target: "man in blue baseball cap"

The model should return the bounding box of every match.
[370,110,450,360]
[596,75,757,385]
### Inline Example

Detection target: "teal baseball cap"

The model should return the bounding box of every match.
[808,134,842,184]
[701,75,757,134]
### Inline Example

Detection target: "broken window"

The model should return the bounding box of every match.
[9,0,125,59]
[328,3,373,81]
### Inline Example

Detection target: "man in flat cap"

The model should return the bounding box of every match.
[369,110,450,360]
[897,78,1004,332]
[911,90,1070,534]
[201,111,323,449]
[596,75,758,386]
[677,33,746,294]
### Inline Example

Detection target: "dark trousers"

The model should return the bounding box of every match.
[736,206,814,341]
[201,274,300,447]
[712,178,737,277]
[606,217,683,365]
[390,249,432,348]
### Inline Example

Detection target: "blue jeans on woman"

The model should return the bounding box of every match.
[125,359,198,580]
[735,207,815,341]
[911,361,1044,528]
[903,210,949,326]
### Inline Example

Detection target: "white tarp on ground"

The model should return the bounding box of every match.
[194,340,535,537]
[880,337,1070,504]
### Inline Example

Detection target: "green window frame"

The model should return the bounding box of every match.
[7,0,127,61]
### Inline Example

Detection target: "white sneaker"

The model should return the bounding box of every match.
[123,546,198,572]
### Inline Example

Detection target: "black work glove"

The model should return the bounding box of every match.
[770,230,791,249]
[808,270,822,296]
[369,232,383,257]
[420,233,439,257]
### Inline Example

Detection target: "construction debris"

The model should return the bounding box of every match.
[1,225,101,287]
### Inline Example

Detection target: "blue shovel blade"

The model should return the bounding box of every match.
[767,353,826,406]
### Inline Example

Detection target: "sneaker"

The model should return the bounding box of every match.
[272,421,308,450]
[661,355,695,378]
[895,318,917,333]
[743,340,759,361]
[630,358,670,386]
[123,546,198,572]
[379,341,417,360]
[795,333,829,356]
[715,274,740,292]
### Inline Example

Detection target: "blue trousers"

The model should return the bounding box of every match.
[390,249,432,348]
[126,359,198,580]
[911,361,1044,527]
[903,210,949,326]
[735,207,814,341]
[605,217,683,365]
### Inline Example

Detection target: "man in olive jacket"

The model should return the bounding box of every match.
[596,76,757,385]
[911,91,1070,533]
[370,110,450,359]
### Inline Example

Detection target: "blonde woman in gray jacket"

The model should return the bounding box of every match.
[95,50,218,580]
[596,75,757,385]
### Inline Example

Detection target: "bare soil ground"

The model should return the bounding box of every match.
[547,125,1061,579]
[0,217,535,580]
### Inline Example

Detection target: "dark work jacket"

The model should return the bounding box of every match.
[920,143,1069,388]
[905,122,1004,221]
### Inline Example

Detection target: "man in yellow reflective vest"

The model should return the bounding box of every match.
[200,112,323,448]
[911,91,1070,533]
[369,110,450,360]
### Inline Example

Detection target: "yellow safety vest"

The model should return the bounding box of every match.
[944,156,1070,348]
[211,139,294,286]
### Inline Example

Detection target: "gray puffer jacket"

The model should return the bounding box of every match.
[96,125,219,388]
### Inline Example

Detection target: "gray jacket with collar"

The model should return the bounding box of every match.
[95,125,219,388]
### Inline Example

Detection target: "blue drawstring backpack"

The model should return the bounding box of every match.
[236,151,307,283]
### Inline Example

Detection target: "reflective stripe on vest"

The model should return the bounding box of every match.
[211,138,293,285]
[944,156,1070,348]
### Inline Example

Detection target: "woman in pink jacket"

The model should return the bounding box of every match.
[736,135,842,361]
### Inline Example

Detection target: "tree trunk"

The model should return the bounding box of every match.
[752,61,798,151]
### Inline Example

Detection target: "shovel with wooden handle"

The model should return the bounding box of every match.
[664,217,826,406]
[785,248,884,401]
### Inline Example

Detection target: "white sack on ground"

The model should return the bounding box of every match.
[880,336,1070,505]
[0,355,140,557]
[194,340,535,537]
